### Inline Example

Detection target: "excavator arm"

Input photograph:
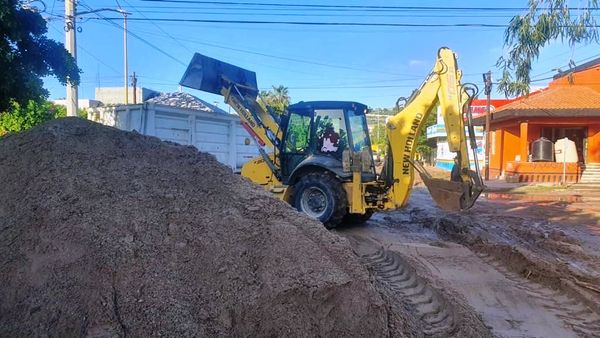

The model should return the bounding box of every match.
[384,47,484,211]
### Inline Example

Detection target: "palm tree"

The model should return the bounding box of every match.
[271,85,290,111]
[259,85,290,114]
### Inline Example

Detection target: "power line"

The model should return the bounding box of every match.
[87,16,600,28]
[119,0,195,54]
[87,17,429,77]
[530,52,600,82]
[139,1,597,12]
[113,4,524,13]
[132,31,424,77]
[78,1,187,66]
[113,9,518,18]
[48,25,123,75]
[90,17,510,27]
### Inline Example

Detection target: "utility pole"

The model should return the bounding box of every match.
[483,71,493,181]
[74,7,131,105]
[65,0,78,117]
[123,12,129,104]
[131,72,137,104]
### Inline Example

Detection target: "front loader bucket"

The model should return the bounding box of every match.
[179,53,258,99]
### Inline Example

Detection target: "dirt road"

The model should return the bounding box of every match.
[336,188,600,337]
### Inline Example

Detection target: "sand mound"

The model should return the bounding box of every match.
[0,118,395,337]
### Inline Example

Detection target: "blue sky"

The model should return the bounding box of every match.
[41,0,600,108]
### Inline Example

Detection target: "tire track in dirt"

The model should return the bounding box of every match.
[476,251,600,337]
[340,218,589,337]
[361,248,457,336]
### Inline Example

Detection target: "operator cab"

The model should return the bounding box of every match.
[279,101,375,184]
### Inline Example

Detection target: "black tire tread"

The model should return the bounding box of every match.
[343,210,374,224]
[293,171,347,229]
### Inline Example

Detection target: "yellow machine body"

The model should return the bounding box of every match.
[180,48,484,227]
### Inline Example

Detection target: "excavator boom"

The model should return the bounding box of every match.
[384,47,484,211]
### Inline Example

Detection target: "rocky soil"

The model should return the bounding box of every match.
[0,118,395,337]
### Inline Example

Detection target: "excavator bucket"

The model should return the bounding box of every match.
[412,161,483,211]
[179,53,259,99]
[419,176,466,211]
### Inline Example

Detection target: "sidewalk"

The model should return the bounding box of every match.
[482,180,527,192]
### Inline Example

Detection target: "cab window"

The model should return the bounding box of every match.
[347,110,369,152]
[314,109,347,157]
[284,113,311,153]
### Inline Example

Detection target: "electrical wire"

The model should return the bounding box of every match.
[138,1,597,12]
[49,25,123,75]
[108,9,518,18]
[119,0,196,53]
[78,1,187,66]
[88,17,510,27]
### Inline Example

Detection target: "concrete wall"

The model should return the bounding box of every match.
[52,99,101,109]
[95,87,159,105]
[505,161,583,183]
[502,125,521,163]
[487,118,600,179]
[588,124,600,163]
[551,65,600,92]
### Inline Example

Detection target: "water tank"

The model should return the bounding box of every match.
[555,137,578,163]
[531,137,554,162]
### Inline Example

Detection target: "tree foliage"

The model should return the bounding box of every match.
[367,106,436,157]
[0,100,66,135]
[370,124,387,147]
[415,112,437,157]
[498,0,599,97]
[260,85,290,113]
[0,0,80,112]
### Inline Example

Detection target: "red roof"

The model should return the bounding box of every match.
[496,86,600,110]
[472,86,600,124]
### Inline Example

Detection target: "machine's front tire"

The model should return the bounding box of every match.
[343,210,374,225]
[293,172,347,229]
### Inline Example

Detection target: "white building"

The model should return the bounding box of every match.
[426,106,485,171]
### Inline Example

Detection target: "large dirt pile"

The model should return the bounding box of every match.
[0,118,395,337]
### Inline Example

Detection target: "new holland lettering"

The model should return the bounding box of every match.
[402,113,423,175]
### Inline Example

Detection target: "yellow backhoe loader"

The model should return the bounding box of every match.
[180,47,484,228]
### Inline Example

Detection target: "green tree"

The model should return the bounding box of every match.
[0,0,80,112]
[0,100,66,135]
[370,124,387,147]
[498,0,598,97]
[260,85,290,113]
[415,112,437,158]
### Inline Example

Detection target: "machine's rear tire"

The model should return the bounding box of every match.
[343,210,374,225]
[293,172,347,229]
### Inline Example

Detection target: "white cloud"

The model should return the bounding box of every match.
[408,59,425,68]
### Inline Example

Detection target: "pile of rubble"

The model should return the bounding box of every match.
[0,118,398,337]
[146,92,227,113]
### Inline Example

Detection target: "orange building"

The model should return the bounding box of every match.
[474,58,600,183]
